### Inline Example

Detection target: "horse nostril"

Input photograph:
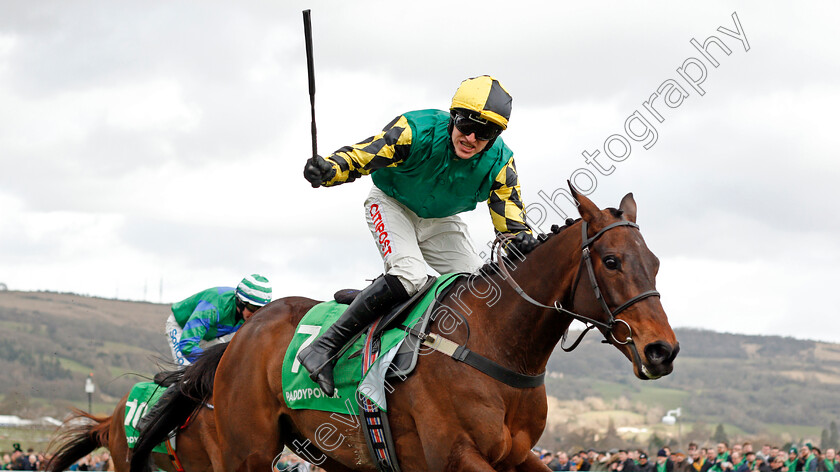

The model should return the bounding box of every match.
[644,341,674,365]
[668,342,680,363]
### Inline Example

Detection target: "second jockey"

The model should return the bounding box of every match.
[165,274,272,365]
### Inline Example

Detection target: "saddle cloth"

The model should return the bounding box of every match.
[124,382,169,454]
[281,273,461,414]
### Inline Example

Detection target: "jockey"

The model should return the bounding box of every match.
[165,274,272,366]
[298,75,537,396]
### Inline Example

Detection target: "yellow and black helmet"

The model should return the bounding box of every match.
[450,75,512,130]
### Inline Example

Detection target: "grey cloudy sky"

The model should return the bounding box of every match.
[1,1,838,342]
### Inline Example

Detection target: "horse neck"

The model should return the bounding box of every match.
[449,227,583,376]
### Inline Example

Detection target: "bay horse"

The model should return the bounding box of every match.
[133,185,679,471]
[47,343,228,472]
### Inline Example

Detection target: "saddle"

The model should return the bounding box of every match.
[283,273,465,415]
[333,275,447,380]
[331,275,461,472]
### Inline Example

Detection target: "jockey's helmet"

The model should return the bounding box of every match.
[450,75,512,130]
[236,274,272,307]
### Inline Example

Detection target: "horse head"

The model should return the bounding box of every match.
[567,183,679,379]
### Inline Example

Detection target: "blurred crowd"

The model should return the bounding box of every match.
[0,443,112,471]
[1,440,835,471]
[0,443,46,471]
[534,442,837,472]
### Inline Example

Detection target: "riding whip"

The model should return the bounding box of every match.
[302,9,318,159]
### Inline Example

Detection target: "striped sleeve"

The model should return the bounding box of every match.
[177,311,212,362]
[488,156,530,235]
[322,115,413,186]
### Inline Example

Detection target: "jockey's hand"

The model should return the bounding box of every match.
[507,232,539,254]
[303,155,336,188]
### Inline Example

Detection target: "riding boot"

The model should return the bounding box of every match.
[297,274,410,396]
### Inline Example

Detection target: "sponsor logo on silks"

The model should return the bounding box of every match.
[369,203,392,257]
[169,329,188,365]
[285,387,339,404]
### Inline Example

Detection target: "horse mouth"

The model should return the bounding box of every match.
[636,341,678,380]
[640,364,664,380]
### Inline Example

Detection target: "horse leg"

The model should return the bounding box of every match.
[214,325,285,472]
[115,395,180,472]
[108,399,131,472]
[215,401,280,472]
[446,444,512,472]
[169,406,215,472]
[199,406,226,472]
[514,452,552,472]
[446,447,549,472]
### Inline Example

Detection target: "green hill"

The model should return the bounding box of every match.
[0,290,169,417]
[543,327,840,432]
[1,290,838,449]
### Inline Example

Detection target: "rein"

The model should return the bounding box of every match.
[416,218,660,389]
[494,219,660,352]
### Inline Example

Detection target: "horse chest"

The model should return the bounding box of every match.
[459,392,548,465]
[480,423,540,469]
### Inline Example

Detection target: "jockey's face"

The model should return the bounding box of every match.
[242,305,258,321]
[451,125,489,159]
[237,300,261,321]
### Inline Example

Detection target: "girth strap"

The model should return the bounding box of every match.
[358,318,401,472]
[418,332,545,389]
[165,432,185,472]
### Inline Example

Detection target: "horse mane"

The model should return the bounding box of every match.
[477,205,624,277]
[152,341,227,401]
[130,342,228,472]
[534,207,625,244]
[180,342,227,401]
[479,217,581,275]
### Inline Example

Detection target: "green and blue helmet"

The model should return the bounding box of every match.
[235,274,272,307]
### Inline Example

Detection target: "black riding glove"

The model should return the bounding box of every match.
[303,155,336,188]
[507,232,539,254]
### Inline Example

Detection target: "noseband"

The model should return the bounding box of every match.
[495,219,660,353]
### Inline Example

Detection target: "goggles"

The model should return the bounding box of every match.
[452,111,503,141]
[236,298,262,314]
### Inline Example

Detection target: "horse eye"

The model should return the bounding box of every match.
[603,255,620,270]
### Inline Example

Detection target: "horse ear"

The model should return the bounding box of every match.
[568,180,600,222]
[619,192,637,223]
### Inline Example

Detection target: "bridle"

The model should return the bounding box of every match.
[408,218,661,388]
[494,219,660,354]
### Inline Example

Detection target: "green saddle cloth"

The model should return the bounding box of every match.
[124,381,169,454]
[281,273,460,414]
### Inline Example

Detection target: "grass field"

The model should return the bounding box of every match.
[578,409,646,427]
[0,320,28,332]
[764,423,822,441]
[0,426,57,454]
[588,379,690,409]
[626,385,690,409]
[57,356,92,374]
[23,395,121,417]
[545,389,827,447]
